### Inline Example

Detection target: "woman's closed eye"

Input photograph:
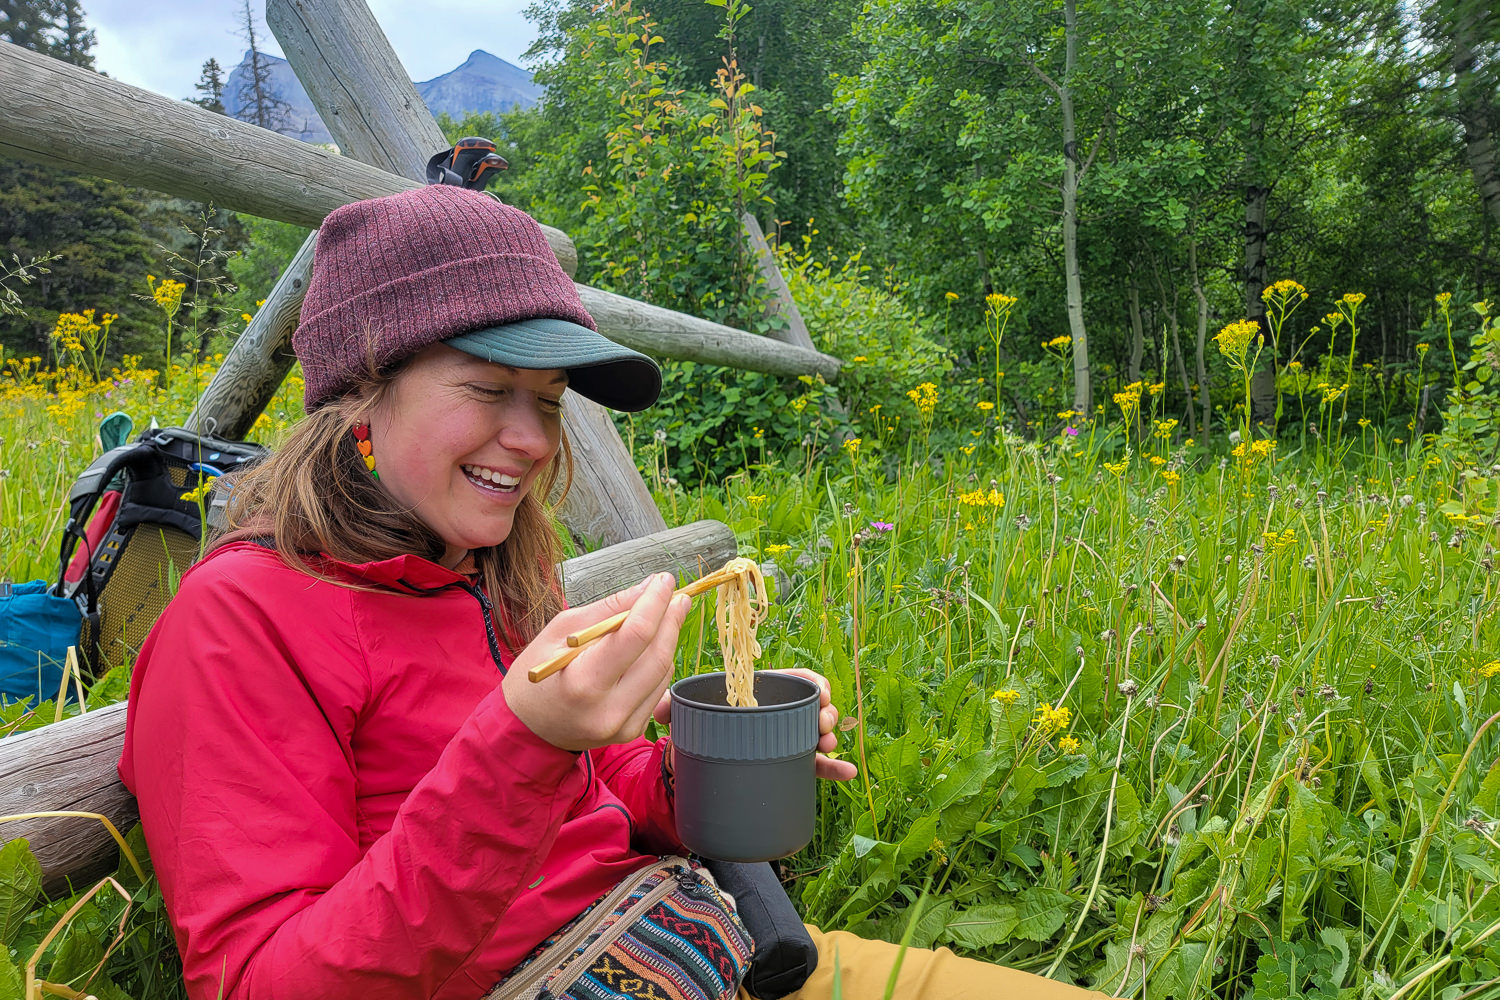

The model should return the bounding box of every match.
[468,384,564,413]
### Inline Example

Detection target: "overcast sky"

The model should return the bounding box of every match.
[86,0,540,102]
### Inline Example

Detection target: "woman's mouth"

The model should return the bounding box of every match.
[461,464,523,493]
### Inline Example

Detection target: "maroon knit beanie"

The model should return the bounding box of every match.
[295,186,602,411]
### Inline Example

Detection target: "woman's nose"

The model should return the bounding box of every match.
[497,397,555,458]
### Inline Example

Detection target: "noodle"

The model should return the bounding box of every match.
[714,558,768,707]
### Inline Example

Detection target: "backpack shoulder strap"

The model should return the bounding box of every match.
[55,442,165,596]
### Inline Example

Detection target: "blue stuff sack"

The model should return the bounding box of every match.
[0,580,82,704]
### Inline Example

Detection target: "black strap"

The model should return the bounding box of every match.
[425,137,508,191]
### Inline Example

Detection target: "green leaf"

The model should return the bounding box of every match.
[0,839,42,949]
[928,751,997,811]
[0,953,22,1000]
[943,903,1020,949]
[1012,886,1071,941]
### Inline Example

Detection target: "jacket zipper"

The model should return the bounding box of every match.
[484,857,689,1000]
[460,581,508,674]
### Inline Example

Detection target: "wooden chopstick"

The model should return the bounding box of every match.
[526,563,745,683]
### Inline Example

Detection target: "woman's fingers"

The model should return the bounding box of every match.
[507,574,688,750]
[815,754,859,781]
[568,574,677,687]
[608,594,689,728]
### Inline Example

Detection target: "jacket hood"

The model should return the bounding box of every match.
[202,539,474,593]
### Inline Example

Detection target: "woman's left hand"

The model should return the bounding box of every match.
[652,668,860,782]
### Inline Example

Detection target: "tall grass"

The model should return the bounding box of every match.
[2,347,1498,997]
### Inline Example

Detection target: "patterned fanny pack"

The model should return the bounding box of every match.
[484,856,755,1000]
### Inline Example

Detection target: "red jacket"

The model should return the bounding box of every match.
[119,541,682,1000]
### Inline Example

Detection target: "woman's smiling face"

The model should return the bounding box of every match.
[369,343,565,568]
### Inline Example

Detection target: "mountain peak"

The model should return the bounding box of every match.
[222,49,540,144]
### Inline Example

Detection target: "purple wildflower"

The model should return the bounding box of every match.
[1064,427,1079,436]
[870,521,894,532]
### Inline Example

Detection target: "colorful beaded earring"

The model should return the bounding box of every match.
[352,423,378,480]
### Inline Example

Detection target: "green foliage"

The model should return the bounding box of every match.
[0,160,158,362]
[222,214,310,330]
[1436,297,1500,471]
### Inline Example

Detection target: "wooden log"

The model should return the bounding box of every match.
[0,519,740,893]
[0,703,135,899]
[579,285,843,381]
[266,0,447,180]
[186,235,311,439]
[265,0,662,547]
[740,213,848,419]
[741,213,814,351]
[0,41,577,276]
[557,519,737,606]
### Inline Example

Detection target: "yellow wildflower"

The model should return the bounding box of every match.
[179,476,217,504]
[149,276,187,318]
[1215,319,1260,370]
[1480,661,1500,679]
[1057,736,1081,754]
[1034,702,1072,736]
[992,688,1020,705]
[1161,469,1181,485]
[977,401,995,411]
[843,437,862,455]
[945,291,959,302]
[905,382,939,419]
[1261,279,1308,303]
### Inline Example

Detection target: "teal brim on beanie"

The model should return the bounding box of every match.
[444,317,662,413]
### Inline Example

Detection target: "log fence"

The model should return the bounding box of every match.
[0,0,842,895]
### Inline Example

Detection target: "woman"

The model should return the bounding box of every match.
[120,185,1107,1000]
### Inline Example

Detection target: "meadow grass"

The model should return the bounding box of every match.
[2,356,1499,999]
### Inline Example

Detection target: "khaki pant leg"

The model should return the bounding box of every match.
[739,924,1113,1000]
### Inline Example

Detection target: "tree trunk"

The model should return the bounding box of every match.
[1061,0,1092,414]
[1127,264,1144,385]
[1453,7,1500,230]
[1244,165,1275,428]
[1189,234,1211,437]
[1170,308,1196,436]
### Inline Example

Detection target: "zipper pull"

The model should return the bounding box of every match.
[674,866,710,898]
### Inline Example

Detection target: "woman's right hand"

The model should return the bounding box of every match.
[504,573,690,752]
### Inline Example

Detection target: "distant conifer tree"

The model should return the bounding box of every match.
[233,0,291,132]
[191,58,228,114]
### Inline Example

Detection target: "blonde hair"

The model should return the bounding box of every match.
[220,366,572,649]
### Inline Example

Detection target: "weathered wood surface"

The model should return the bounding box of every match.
[266,0,448,179]
[0,41,577,275]
[186,236,312,439]
[741,213,814,351]
[0,703,135,898]
[578,285,843,381]
[265,0,662,547]
[558,519,737,605]
[0,519,739,892]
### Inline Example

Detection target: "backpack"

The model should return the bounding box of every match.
[54,426,269,677]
